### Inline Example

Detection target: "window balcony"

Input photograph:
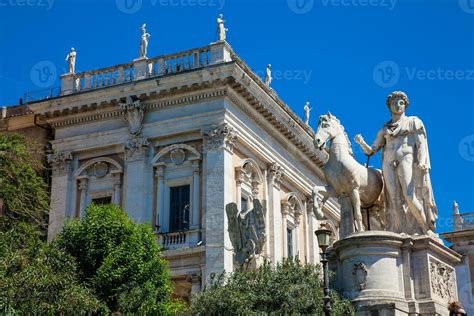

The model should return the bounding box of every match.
[157,229,202,250]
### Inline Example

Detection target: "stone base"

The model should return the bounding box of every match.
[329,231,461,315]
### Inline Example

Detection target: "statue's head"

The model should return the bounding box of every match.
[70,47,75,52]
[386,91,409,115]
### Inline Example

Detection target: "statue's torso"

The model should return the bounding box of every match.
[381,116,421,163]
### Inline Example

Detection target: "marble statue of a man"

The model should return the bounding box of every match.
[139,24,151,59]
[65,48,76,73]
[265,64,272,86]
[304,101,312,125]
[354,91,437,236]
[217,14,228,41]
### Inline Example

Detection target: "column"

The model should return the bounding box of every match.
[202,123,237,283]
[154,165,165,231]
[123,137,149,223]
[306,200,316,264]
[191,160,200,230]
[78,177,88,216]
[294,212,301,260]
[267,162,284,265]
[113,173,122,206]
[235,169,243,211]
[282,203,290,258]
[47,151,73,241]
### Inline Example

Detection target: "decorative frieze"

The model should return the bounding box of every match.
[124,136,149,161]
[429,257,456,301]
[202,123,237,153]
[47,151,73,176]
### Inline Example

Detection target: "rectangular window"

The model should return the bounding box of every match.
[92,196,112,205]
[287,228,293,258]
[169,185,190,232]
[241,196,248,212]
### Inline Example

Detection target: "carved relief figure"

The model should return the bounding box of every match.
[354,91,437,236]
[119,96,145,135]
[313,113,385,238]
[139,23,151,59]
[217,14,228,41]
[226,199,266,268]
[65,48,76,73]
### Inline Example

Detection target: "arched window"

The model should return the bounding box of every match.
[235,158,264,211]
[281,193,304,258]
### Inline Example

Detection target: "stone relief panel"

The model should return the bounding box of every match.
[429,257,456,301]
[352,262,368,291]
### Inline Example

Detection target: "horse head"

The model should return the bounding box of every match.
[314,112,344,149]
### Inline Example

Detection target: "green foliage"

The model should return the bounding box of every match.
[0,133,49,231]
[0,218,106,315]
[56,203,183,314]
[191,257,355,315]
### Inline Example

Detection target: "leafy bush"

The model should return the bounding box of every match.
[0,134,49,232]
[0,218,106,315]
[56,203,183,314]
[191,257,354,315]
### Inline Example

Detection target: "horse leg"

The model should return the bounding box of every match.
[349,188,364,232]
[311,185,336,220]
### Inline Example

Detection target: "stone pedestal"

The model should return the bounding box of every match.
[329,231,461,316]
[60,73,75,95]
[133,58,148,80]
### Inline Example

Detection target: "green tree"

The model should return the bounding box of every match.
[0,218,106,315]
[0,133,49,231]
[56,203,183,315]
[191,258,354,315]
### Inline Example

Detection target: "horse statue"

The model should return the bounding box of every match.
[312,113,385,238]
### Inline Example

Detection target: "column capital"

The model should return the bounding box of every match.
[78,177,88,191]
[124,136,149,161]
[154,164,165,178]
[47,151,73,176]
[192,160,201,173]
[202,123,237,153]
[268,162,284,188]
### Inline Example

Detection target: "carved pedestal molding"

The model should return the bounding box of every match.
[202,123,237,153]
[429,257,457,302]
[47,151,73,176]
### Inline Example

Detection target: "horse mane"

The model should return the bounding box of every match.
[322,114,355,157]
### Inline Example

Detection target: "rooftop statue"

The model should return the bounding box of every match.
[265,64,272,87]
[65,48,76,74]
[354,91,437,236]
[139,23,151,59]
[313,113,385,238]
[304,101,312,125]
[217,14,228,41]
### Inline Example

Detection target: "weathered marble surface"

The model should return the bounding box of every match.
[65,48,76,74]
[329,231,461,315]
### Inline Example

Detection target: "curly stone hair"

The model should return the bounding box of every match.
[386,91,410,109]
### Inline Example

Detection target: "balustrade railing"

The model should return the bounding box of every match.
[453,213,474,230]
[157,229,201,249]
[60,44,218,96]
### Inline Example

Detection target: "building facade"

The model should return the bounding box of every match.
[28,41,340,300]
[442,202,474,314]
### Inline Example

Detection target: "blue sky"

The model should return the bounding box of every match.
[0,0,473,235]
